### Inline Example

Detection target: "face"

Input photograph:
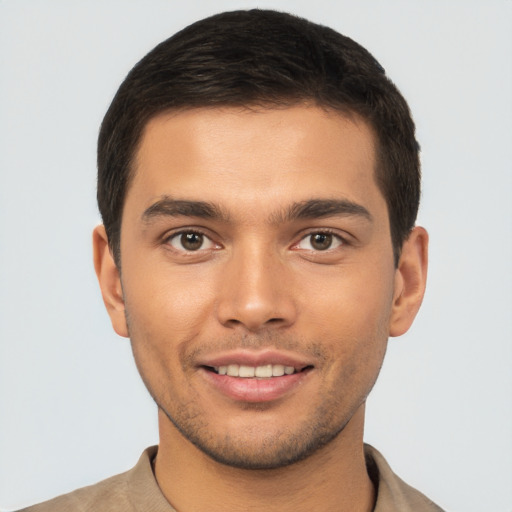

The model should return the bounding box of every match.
[95,106,425,469]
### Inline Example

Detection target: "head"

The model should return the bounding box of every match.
[97,9,420,268]
[93,9,427,471]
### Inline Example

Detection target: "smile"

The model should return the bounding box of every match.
[210,364,299,378]
[201,364,313,402]
[198,350,315,402]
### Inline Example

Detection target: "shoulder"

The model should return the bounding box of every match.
[16,446,172,512]
[364,444,445,512]
[17,471,133,512]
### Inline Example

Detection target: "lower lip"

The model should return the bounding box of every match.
[200,368,310,403]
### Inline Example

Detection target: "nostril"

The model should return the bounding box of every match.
[216,289,297,331]
[223,316,285,331]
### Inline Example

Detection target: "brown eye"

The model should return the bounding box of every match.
[168,231,216,252]
[181,233,203,250]
[310,233,333,250]
[296,232,343,251]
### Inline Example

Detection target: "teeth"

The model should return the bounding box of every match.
[239,365,255,377]
[255,364,272,378]
[272,364,285,376]
[227,364,239,377]
[214,364,297,378]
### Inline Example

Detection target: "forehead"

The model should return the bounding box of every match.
[126,106,385,224]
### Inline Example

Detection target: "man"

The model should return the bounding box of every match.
[20,9,442,512]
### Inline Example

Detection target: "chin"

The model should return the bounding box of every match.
[161,403,350,470]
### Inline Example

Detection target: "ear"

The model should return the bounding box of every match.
[389,226,428,337]
[92,225,129,338]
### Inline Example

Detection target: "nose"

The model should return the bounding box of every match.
[216,242,297,332]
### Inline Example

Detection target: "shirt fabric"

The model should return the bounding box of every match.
[18,444,444,511]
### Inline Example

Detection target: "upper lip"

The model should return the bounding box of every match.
[197,349,314,371]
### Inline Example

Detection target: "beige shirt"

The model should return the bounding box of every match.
[18,445,444,511]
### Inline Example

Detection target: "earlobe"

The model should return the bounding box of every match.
[92,225,129,338]
[389,226,428,337]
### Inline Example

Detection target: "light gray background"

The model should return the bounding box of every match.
[1,1,511,511]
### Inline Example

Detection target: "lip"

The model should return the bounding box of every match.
[197,349,314,403]
[198,349,312,370]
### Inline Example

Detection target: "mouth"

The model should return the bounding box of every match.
[197,350,315,402]
[203,363,313,378]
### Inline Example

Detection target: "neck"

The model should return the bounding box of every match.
[154,405,375,512]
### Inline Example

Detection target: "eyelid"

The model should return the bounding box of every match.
[292,229,349,251]
[163,228,221,252]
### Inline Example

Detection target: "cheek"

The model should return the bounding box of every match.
[123,280,203,400]
[304,263,394,380]
[315,294,390,405]
[123,261,218,338]
[305,263,395,333]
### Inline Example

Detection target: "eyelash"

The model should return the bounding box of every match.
[163,228,348,254]
[294,229,348,252]
[164,229,219,253]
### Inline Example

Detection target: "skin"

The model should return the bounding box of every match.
[94,105,428,512]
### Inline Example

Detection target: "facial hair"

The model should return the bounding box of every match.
[127,324,388,470]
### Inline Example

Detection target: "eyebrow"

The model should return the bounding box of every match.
[141,196,372,224]
[273,198,372,224]
[142,197,230,223]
